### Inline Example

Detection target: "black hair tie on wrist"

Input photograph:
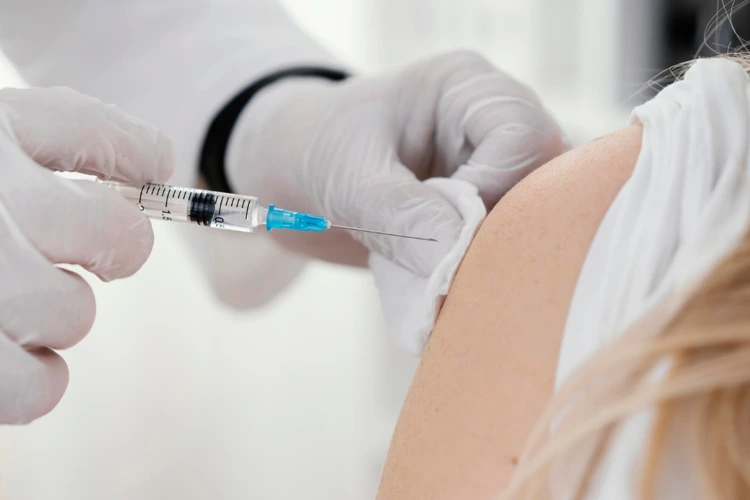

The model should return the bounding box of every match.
[199,67,349,194]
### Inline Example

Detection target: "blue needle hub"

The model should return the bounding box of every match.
[265,204,332,233]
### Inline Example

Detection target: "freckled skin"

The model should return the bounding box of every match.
[376,125,644,500]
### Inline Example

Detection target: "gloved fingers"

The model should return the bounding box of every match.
[33,178,154,281]
[431,58,554,171]
[328,164,463,277]
[0,333,68,424]
[429,58,563,206]
[0,86,175,184]
[454,88,563,206]
[0,208,96,349]
[452,124,563,207]
[0,268,96,350]
[0,150,154,281]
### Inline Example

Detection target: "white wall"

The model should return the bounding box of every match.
[0,1,645,499]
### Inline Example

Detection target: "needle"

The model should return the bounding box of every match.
[330,224,438,242]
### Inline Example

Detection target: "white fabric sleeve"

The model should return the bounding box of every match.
[0,0,343,187]
[553,58,750,499]
[0,0,343,306]
[369,178,486,355]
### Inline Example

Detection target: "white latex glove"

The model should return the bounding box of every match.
[0,87,174,424]
[227,51,564,276]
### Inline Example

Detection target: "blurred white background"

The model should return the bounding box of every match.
[0,0,658,498]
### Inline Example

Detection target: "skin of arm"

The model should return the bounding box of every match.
[376,124,644,499]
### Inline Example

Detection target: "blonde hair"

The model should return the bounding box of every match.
[502,60,750,499]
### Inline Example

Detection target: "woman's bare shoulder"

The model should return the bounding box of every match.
[377,125,643,499]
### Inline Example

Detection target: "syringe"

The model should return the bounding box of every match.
[97,181,437,242]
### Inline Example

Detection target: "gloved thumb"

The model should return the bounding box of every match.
[330,169,464,278]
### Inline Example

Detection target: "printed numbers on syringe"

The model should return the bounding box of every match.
[139,184,262,233]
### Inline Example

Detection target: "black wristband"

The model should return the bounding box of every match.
[199,67,349,194]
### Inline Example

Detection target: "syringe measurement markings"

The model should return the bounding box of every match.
[101,182,437,241]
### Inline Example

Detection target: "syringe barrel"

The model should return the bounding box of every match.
[103,182,264,233]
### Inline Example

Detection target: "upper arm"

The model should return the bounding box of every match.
[377,125,644,499]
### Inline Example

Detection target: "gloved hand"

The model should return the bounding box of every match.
[227,51,564,276]
[0,87,174,424]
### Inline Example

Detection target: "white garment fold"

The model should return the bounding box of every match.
[555,58,750,499]
[369,178,486,355]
